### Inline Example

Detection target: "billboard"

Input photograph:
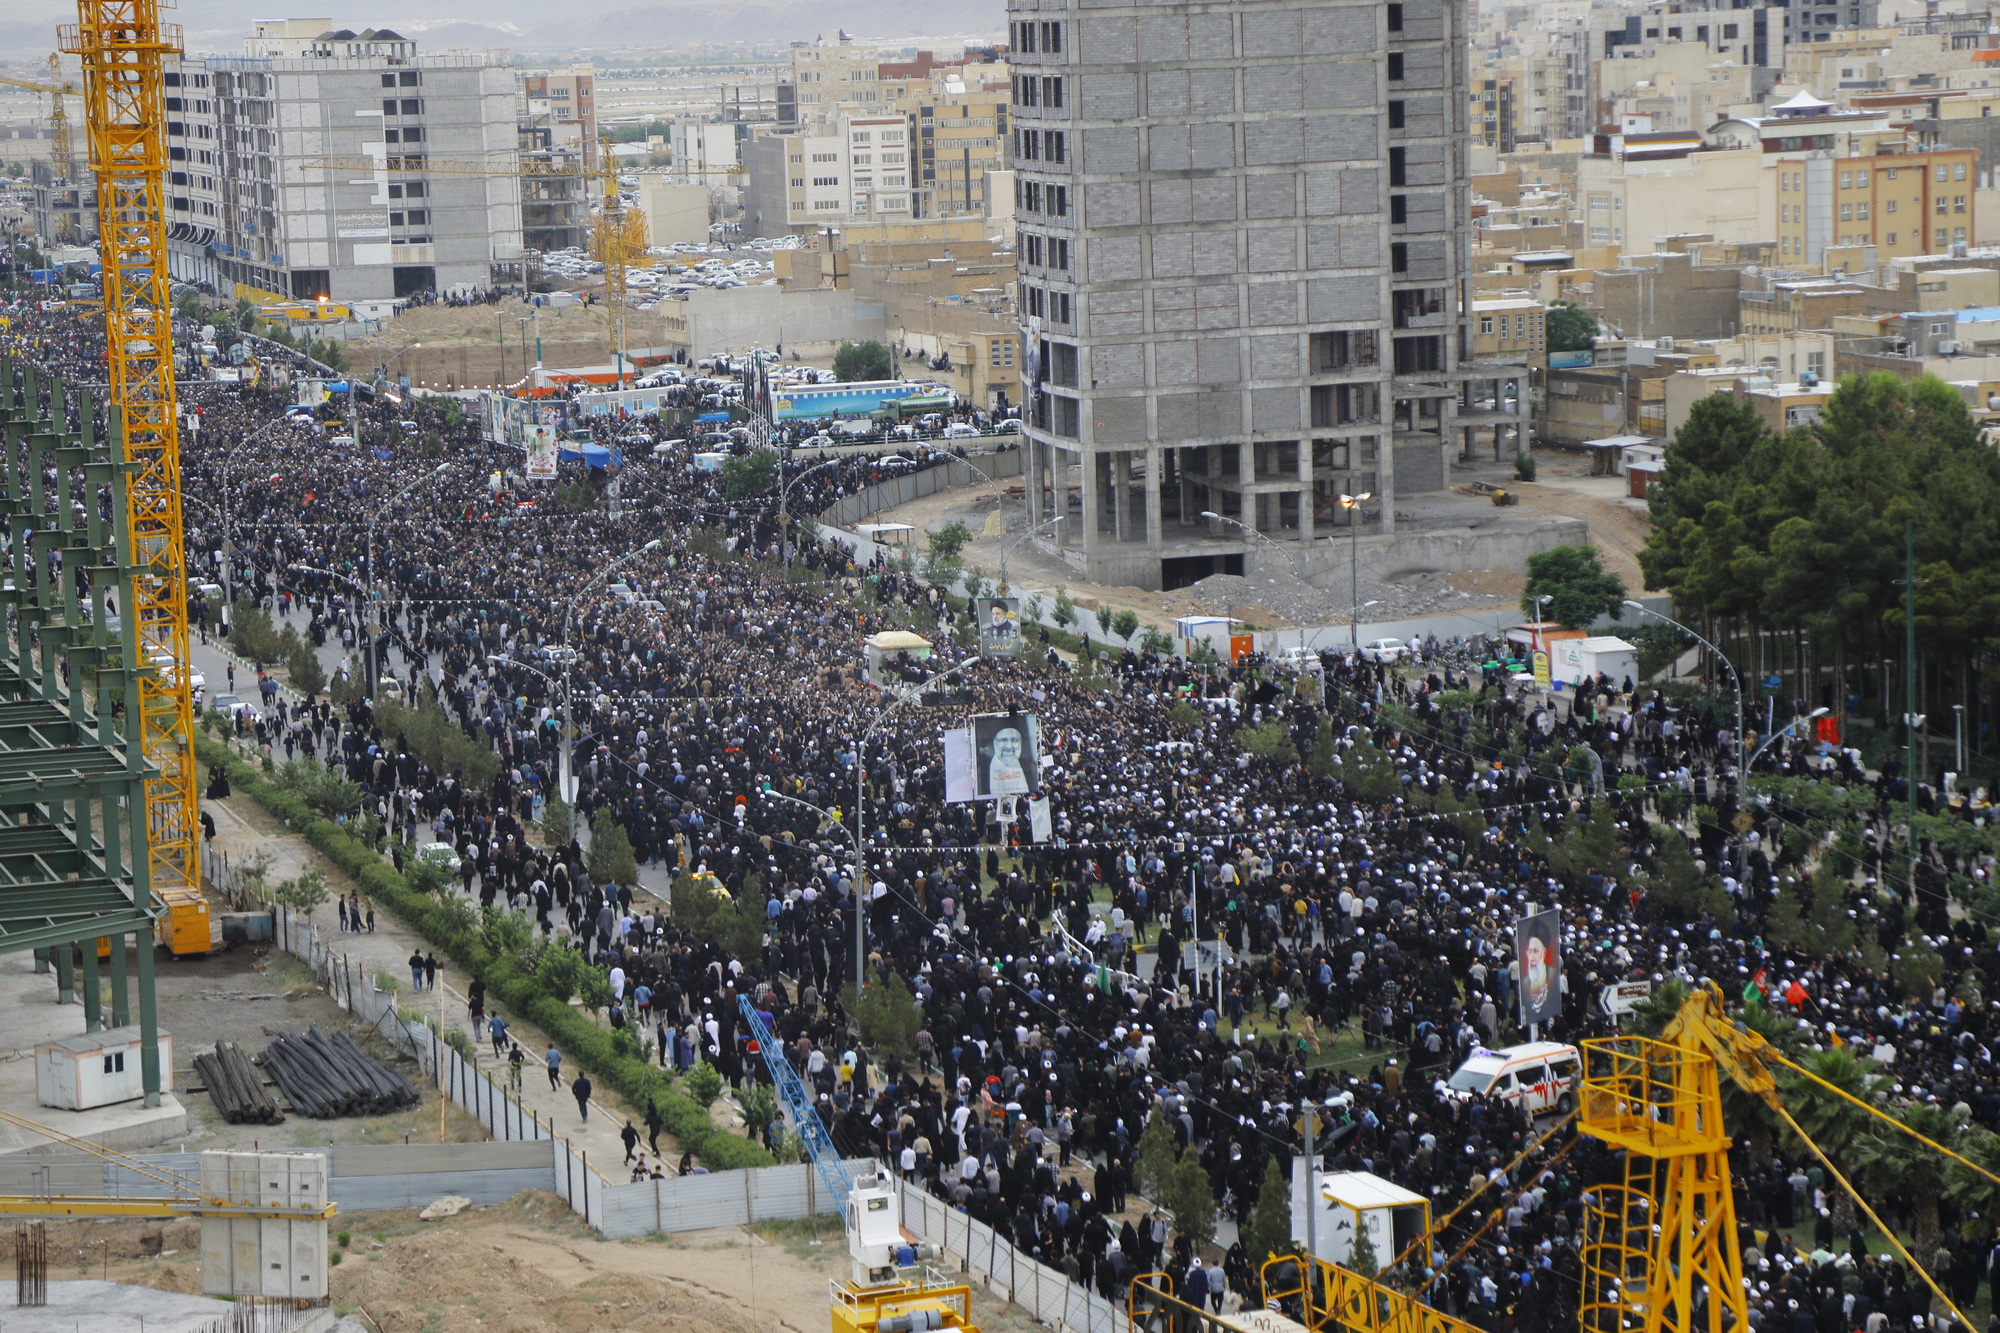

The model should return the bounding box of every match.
[978,597,1021,658]
[1515,908,1562,1029]
[525,424,559,479]
[973,712,1040,797]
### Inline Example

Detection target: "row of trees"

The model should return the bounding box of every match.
[1639,375,2000,764]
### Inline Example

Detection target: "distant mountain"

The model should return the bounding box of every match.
[0,0,1002,58]
[527,0,1004,47]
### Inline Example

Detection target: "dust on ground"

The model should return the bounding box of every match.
[348,299,676,357]
[1495,454,1653,591]
[0,1197,1045,1333]
[860,448,1652,633]
[149,943,489,1152]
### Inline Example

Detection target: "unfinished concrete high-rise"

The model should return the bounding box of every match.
[1010,0,1524,590]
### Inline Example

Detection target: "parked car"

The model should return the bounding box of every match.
[415,842,462,876]
[1359,637,1409,663]
[942,423,981,439]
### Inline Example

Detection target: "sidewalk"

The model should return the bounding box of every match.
[201,773,714,1176]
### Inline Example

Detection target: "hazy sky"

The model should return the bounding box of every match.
[2,0,1004,61]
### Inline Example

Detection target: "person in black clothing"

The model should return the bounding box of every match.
[620,1120,640,1163]
[423,952,438,991]
[467,978,486,1031]
[572,1072,593,1122]
[645,1102,664,1156]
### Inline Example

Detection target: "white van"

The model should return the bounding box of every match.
[1444,1042,1580,1115]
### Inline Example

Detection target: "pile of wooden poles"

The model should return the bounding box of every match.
[257,1026,419,1118]
[192,1042,283,1124]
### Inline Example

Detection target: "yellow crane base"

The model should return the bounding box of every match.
[829,1277,980,1333]
[0,1196,334,1220]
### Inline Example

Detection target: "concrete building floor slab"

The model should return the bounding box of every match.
[0,1281,343,1333]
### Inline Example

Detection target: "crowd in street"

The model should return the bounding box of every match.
[4,293,2000,1333]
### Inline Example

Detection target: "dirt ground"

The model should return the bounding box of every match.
[862,452,1643,635]
[143,943,489,1151]
[1497,454,1654,591]
[0,1198,1044,1333]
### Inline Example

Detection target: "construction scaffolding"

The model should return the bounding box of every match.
[0,355,164,1103]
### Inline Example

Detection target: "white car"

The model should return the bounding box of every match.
[415,842,462,876]
[941,423,981,439]
[1359,637,1409,664]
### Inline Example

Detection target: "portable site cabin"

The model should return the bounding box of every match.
[1290,1167,1431,1269]
[37,1026,174,1110]
[1549,635,1639,688]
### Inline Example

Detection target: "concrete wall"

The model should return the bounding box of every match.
[644,183,712,248]
[824,448,1025,526]
[1592,253,1747,341]
[681,285,886,358]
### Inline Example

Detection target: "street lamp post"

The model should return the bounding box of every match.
[1744,706,1830,774]
[1338,492,1373,651]
[1954,703,1965,775]
[777,456,845,579]
[853,653,985,996]
[363,465,449,702]
[1200,509,1301,575]
[559,538,663,802]
[998,514,1064,594]
[217,416,295,610]
[1625,600,1745,797]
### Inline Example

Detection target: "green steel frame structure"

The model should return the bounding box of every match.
[0,354,164,1106]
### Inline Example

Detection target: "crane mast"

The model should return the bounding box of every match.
[60,0,199,918]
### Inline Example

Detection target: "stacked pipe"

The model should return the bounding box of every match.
[257,1026,420,1118]
[192,1041,283,1124]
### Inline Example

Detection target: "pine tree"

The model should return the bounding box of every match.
[1239,1157,1294,1270]
[1134,1113,1180,1203]
[1346,1213,1380,1278]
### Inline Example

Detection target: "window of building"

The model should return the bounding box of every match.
[382,98,399,116]
[1391,242,1408,272]
[1390,195,1407,223]
[853,132,872,143]
[1387,53,1404,80]
[1956,161,1968,179]
[1937,227,1949,246]
[791,201,805,211]
[1387,3,1403,28]
[400,71,420,86]
[1039,20,1063,51]
[1886,198,1897,213]
[1041,76,1064,107]
[1857,202,1869,219]
[381,73,396,88]
[1937,164,1950,182]
[1050,238,1069,270]
[407,209,428,225]
[1840,203,1852,221]
[1856,169,1868,186]
[1311,329,1379,371]
[1049,185,1068,216]
[1479,316,1494,334]
[1047,131,1065,163]
[791,177,803,187]
[1956,195,1967,212]
[1389,101,1405,129]
[1018,129,1039,160]
[812,176,840,187]
[1389,147,1407,186]
[1956,226,1968,241]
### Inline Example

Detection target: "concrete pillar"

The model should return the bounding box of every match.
[54,943,74,1004]
[1377,429,1396,535]
[1145,447,1163,550]
[1024,438,1042,527]
[1113,451,1131,543]
[1080,451,1100,554]
[1297,439,1313,543]
[1051,446,1070,547]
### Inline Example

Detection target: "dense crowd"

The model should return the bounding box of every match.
[5,294,1999,1333]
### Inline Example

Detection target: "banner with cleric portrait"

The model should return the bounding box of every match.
[1514,908,1562,1029]
[971,712,1040,799]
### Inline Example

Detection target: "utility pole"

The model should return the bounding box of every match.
[1905,516,1919,895]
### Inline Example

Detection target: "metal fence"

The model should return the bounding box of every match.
[200,846,870,1239]
[895,1178,1120,1333]
[822,449,1024,527]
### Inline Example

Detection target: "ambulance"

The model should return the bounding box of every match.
[1443,1041,1580,1115]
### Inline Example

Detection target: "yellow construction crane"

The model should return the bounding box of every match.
[59,0,203,946]
[1179,983,2000,1333]
[0,1107,332,1222]
[0,58,81,237]
[591,145,648,385]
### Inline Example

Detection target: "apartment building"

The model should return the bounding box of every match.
[742,114,915,234]
[162,21,523,301]
[522,70,597,166]
[1470,75,1518,153]
[1007,0,1480,590]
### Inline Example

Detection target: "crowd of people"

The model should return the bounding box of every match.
[4,289,1999,1333]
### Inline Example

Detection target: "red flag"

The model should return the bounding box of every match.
[302,490,314,506]
[1751,967,1769,998]
[1815,716,1841,746]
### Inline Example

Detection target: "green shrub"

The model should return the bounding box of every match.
[686,1061,723,1108]
[192,733,770,1173]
